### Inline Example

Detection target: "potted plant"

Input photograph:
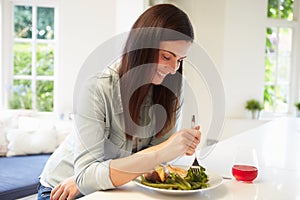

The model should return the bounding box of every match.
[295,102,300,117]
[245,99,264,119]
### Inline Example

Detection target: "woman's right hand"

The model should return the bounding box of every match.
[158,126,201,161]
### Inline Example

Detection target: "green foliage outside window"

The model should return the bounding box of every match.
[10,5,55,112]
[14,5,32,38]
[37,7,55,39]
[37,80,54,112]
[9,80,32,110]
[37,43,54,76]
[10,45,54,111]
[264,0,294,112]
[264,28,276,111]
[267,0,294,20]
[14,43,32,75]
[14,6,54,39]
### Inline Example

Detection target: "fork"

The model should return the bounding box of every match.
[191,115,201,174]
[191,156,201,174]
[161,162,169,177]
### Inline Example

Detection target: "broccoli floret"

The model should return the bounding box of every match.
[184,166,209,189]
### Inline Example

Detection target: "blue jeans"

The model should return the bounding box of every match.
[37,184,52,200]
[37,183,84,200]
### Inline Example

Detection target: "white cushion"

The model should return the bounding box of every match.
[17,116,55,131]
[0,126,8,156]
[0,115,13,156]
[6,128,57,157]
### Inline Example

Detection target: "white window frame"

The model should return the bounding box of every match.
[264,0,300,116]
[2,0,59,112]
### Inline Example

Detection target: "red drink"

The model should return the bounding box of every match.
[232,165,258,182]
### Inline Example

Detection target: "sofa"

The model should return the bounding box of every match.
[0,110,72,199]
[0,154,51,199]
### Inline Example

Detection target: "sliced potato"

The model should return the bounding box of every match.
[144,165,166,182]
[167,165,188,178]
[155,165,166,182]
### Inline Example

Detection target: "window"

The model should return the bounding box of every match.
[6,1,57,112]
[264,0,298,114]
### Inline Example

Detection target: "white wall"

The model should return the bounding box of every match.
[115,0,145,34]
[0,2,3,110]
[56,0,117,114]
[170,0,226,72]
[171,0,267,118]
[169,0,226,132]
[222,0,267,118]
[55,0,146,115]
[0,0,14,110]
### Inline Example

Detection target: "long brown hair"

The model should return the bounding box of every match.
[118,4,194,138]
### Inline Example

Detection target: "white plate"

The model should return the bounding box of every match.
[133,168,223,195]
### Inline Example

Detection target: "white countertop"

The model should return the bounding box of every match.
[80,117,300,200]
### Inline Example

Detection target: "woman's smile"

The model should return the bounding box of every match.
[157,70,168,78]
[152,40,191,85]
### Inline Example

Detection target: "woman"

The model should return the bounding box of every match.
[38,3,200,200]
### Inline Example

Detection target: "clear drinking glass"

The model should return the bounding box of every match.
[232,147,259,182]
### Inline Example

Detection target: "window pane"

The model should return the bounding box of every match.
[265,27,277,82]
[277,55,291,82]
[264,84,275,112]
[36,80,53,112]
[278,28,292,84]
[14,43,32,75]
[37,43,54,76]
[275,84,289,112]
[9,80,32,109]
[278,28,292,52]
[280,0,294,20]
[37,7,55,39]
[14,5,32,39]
[265,27,277,54]
[267,0,279,18]
[267,0,294,20]
[264,54,276,83]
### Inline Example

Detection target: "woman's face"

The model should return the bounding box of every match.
[152,40,191,85]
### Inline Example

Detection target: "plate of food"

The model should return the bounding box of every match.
[133,165,223,195]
